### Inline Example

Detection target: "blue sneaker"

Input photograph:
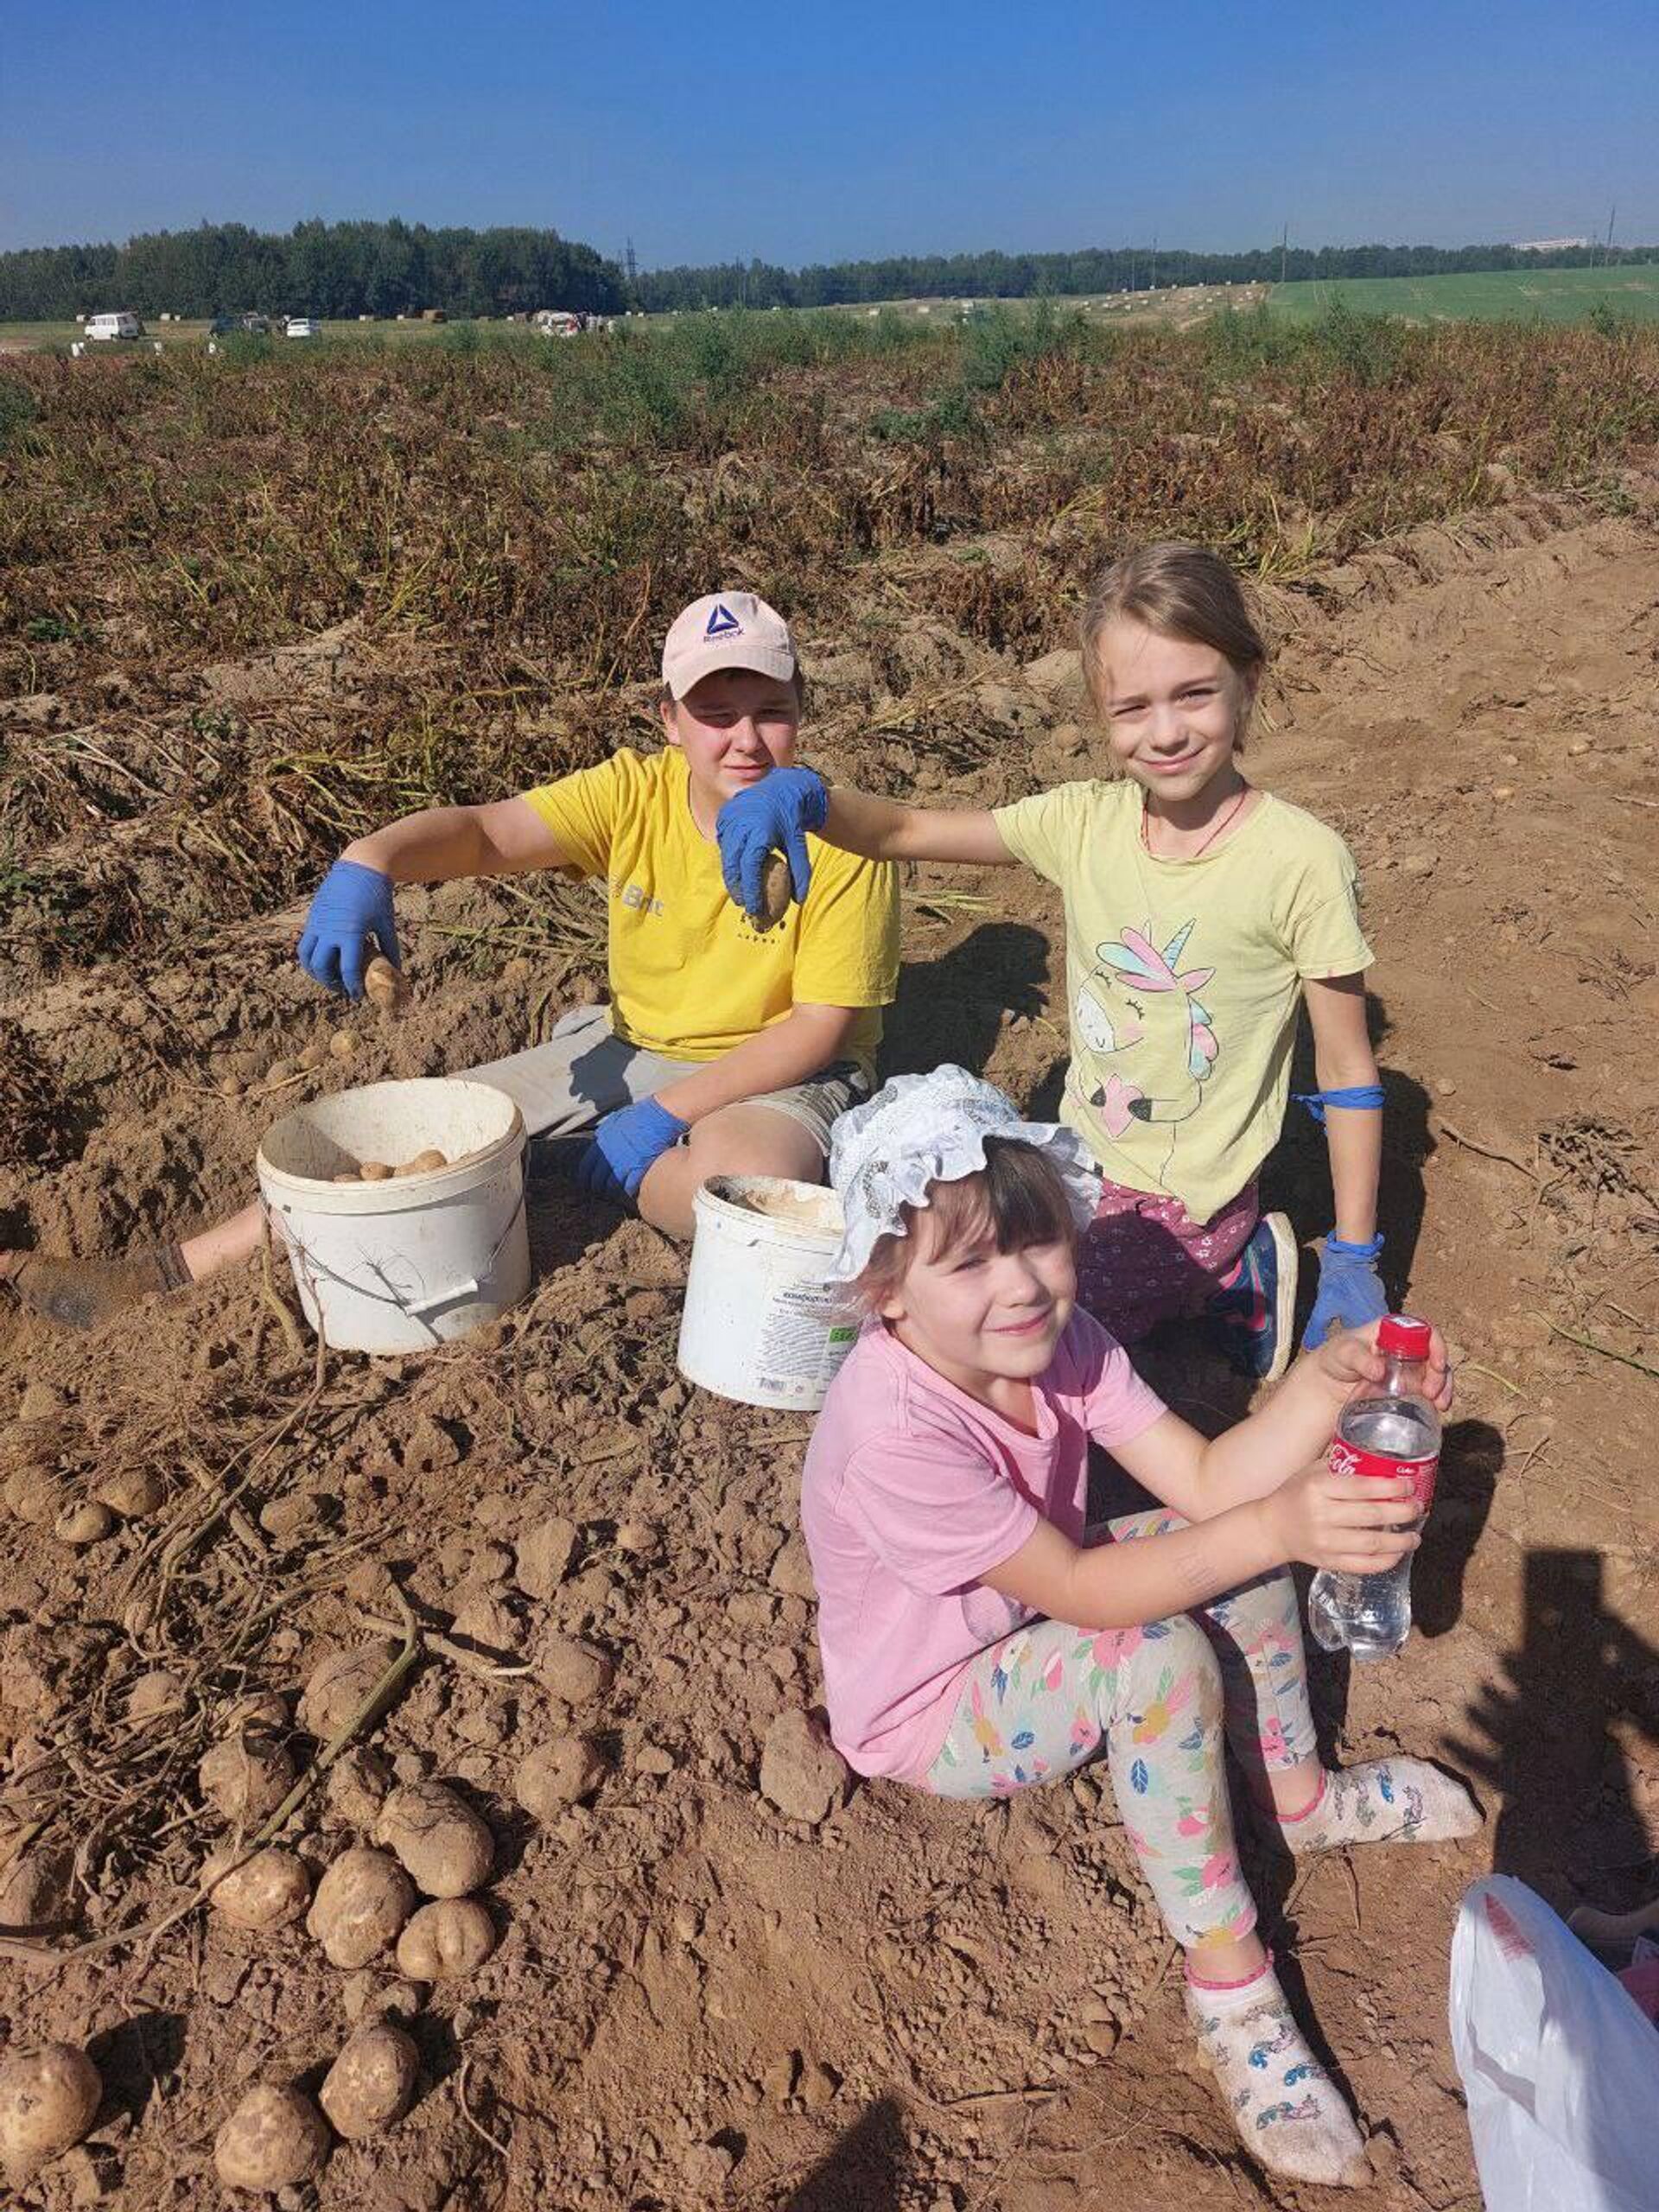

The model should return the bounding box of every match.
[1207,1213,1298,1383]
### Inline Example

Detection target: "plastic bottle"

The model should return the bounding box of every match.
[1307,1313,1440,1661]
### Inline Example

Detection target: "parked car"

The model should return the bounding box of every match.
[207,314,270,339]
[284,316,321,340]
[86,311,143,342]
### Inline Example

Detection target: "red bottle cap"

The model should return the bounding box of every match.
[1378,1313,1433,1359]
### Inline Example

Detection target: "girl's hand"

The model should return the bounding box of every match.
[1306,1317,1454,1416]
[1258,1459,1421,1573]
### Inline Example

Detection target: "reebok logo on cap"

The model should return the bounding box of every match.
[663,591,797,699]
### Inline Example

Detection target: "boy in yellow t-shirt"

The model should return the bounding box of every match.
[1,594,899,1326]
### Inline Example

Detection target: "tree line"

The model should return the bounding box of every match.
[3,220,1654,323]
[632,239,1657,312]
[0,219,626,321]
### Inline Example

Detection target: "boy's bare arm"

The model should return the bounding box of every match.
[822,788,1018,867]
[651,1003,860,1128]
[344,796,568,882]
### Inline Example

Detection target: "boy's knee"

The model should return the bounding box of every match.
[686,1106,824,1185]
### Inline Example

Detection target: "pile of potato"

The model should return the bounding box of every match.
[190,1647,502,2193]
[331,1147,449,1185]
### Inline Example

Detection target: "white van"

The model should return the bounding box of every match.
[86,312,143,342]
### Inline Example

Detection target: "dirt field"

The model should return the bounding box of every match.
[1,349,1657,2209]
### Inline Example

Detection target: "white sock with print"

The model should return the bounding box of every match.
[1277,1759,1481,1853]
[1185,1960,1368,2189]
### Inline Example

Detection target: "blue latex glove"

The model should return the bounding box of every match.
[574,1096,688,1205]
[715,767,829,918]
[297,859,400,999]
[1305,1234,1389,1348]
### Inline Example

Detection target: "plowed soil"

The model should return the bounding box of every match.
[2,480,1658,2211]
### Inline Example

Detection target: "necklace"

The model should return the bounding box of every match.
[1140,783,1251,862]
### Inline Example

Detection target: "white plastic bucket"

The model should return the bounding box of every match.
[257,1078,529,1355]
[677,1175,856,1412]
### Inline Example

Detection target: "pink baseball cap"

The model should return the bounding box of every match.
[661,591,798,700]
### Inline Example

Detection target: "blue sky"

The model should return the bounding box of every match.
[4,0,1656,264]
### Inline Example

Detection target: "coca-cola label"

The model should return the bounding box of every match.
[1328,1435,1439,1511]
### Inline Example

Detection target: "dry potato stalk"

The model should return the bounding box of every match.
[395,1897,496,1980]
[320,2024,419,2140]
[374,1782,493,1898]
[213,2084,331,2193]
[0,2043,102,2187]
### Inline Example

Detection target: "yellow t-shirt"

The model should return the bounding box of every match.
[993,782,1374,1223]
[519,748,899,1077]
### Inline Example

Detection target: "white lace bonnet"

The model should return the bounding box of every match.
[826,1065,1102,1282]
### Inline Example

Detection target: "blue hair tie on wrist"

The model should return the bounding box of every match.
[1293,1084,1385,1126]
[1325,1230,1385,1261]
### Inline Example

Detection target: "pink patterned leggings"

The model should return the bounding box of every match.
[925,1507,1318,1947]
[1076,1178,1259,1344]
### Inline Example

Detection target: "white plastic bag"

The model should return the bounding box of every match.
[1450,1877,1659,2211]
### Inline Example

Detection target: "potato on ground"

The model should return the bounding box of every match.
[320,2024,419,2139]
[204,1846,312,1930]
[307,1847,416,1968]
[0,2043,102,2186]
[374,1781,493,1897]
[396,1897,496,1980]
[298,1640,398,1740]
[213,2083,331,2193]
[199,1732,297,1827]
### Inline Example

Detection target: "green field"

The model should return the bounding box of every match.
[0,316,567,354]
[1269,264,1659,325]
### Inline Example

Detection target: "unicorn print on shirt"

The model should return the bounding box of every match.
[1072,920,1220,1180]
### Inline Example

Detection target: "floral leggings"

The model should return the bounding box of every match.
[925,1508,1319,1948]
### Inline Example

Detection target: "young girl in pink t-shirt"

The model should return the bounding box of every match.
[803,1066,1479,2190]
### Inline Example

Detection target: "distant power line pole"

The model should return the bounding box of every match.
[1605,203,1618,261]
[1280,222,1289,286]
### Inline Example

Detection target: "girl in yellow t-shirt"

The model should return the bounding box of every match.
[717,544,1388,1384]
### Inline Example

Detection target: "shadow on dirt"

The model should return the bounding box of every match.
[782,2094,911,2209]
[1446,1548,1659,1906]
[882,920,1051,1081]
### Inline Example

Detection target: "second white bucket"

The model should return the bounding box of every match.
[678,1175,856,1412]
[257,1078,529,1356]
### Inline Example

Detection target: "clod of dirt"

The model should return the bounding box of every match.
[204,1847,312,1931]
[95,1466,166,1517]
[298,1642,399,1741]
[449,1590,518,1653]
[5,1465,61,1527]
[0,2042,102,2187]
[513,1515,579,1599]
[54,1502,113,1548]
[319,2024,419,2140]
[365,957,409,1013]
[759,1710,850,1826]
[266,1059,294,1086]
[537,1632,614,1705]
[17,1383,65,1424]
[226,1690,291,1734]
[199,1733,298,1827]
[359,1160,394,1182]
[394,1148,448,1178]
[308,1848,416,1968]
[756,852,793,931]
[213,2083,331,2195]
[0,1826,74,1931]
[328,1031,358,1063]
[512,1737,606,1817]
[375,1782,493,1898]
[342,1973,425,2027]
[219,1075,246,1099]
[768,1534,817,1600]
[395,1897,496,1980]
[126,1669,186,1722]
